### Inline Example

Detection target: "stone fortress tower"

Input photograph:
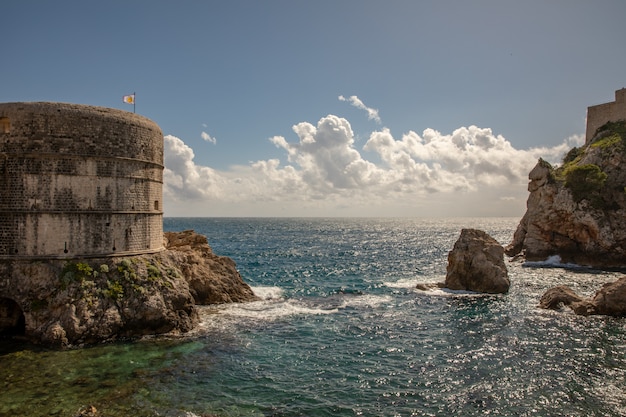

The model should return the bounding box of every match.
[0,102,164,259]
[0,102,255,346]
[585,88,626,144]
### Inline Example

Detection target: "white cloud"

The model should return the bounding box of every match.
[270,115,383,191]
[163,135,224,201]
[338,95,381,124]
[163,115,576,217]
[201,131,217,144]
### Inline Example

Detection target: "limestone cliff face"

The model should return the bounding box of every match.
[506,122,626,268]
[0,230,258,346]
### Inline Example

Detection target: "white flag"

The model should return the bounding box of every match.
[123,94,135,104]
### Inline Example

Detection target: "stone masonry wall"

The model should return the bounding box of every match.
[0,102,164,258]
[586,88,626,144]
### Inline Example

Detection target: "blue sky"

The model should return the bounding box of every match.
[3,1,626,217]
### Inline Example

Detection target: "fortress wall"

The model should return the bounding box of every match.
[0,102,162,161]
[0,213,163,257]
[0,102,164,258]
[0,156,162,212]
[586,88,626,143]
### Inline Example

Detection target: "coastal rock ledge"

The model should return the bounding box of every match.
[540,277,626,316]
[0,230,258,347]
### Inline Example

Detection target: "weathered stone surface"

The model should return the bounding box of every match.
[540,277,626,317]
[0,230,258,347]
[582,277,626,316]
[506,122,626,268]
[444,228,510,294]
[538,285,584,310]
[164,230,259,304]
[0,102,165,258]
[0,104,259,347]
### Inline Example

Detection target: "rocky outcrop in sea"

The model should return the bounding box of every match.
[0,230,258,346]
[444,228,510,294]
[540,277,626,316]
[505,121,626,269]
[416,228,509,294]
[504,121,626,317]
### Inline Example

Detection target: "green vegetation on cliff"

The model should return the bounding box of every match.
[554,120,626,207]
[563,163,607,203]
[592,121,626,147]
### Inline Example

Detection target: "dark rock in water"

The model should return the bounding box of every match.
[539,285,584,310]
[587,276,626,316]
[444,228,510,294]
[540,276,626,317]
[415,282,445,291]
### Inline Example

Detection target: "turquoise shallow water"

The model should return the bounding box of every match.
[1,217,626,416]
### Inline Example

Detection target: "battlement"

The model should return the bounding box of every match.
[586,88,626,144]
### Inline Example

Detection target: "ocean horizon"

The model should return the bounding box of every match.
[1,217,625,416]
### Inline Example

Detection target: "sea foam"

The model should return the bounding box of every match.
[522,255,590,269]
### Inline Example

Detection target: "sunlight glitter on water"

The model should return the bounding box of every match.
[2,217,626,417]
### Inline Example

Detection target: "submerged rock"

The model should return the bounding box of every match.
[74,405,99,417]
[540,277,626,316]
[0,230,258,347]
[415,282,445,291]
[444,229,510,294]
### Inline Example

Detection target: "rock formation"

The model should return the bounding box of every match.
[540,277,626,316]
[0,230,258,346]
[164,230,258,304]
[443,228,510,294]
[505,121,626,268]
[537,285,584,310]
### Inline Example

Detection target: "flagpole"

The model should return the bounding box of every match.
[133,91,136,113]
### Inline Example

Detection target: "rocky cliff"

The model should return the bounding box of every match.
[0,230,258,346]
[505,121,626,269]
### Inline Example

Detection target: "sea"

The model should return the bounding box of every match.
[1,217,626,417]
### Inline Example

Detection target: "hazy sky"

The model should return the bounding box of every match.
[3,1,626,217]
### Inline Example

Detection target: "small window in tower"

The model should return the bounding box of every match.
[154,200,159,211]
[0,117,10,134]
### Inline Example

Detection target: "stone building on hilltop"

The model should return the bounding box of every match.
[585,88,626,144]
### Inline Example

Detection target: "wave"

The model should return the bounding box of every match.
[522,255,590,269]
[192,289,393,334]
[383,278,420,289]
[412,282,496,297]
[213,298,340,320]
[413,287,489,297]
[384,278,499,298]
[250,285,284,300]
